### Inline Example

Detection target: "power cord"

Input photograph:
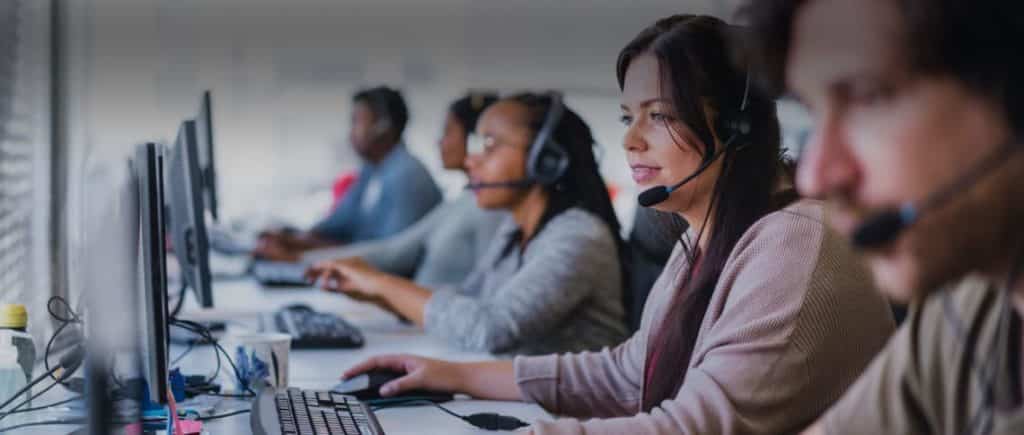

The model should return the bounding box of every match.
[194,408,251,421]
[0,296,89,426]
[168,318,256,398]
[171,341,196,367]
[4,317,84,403]
[0,345,84,421]
[196,392,256,399]
[169,282,188,318]
[0,418,87,433]
[0,396,81,416]
[168,321,222,386]
[43,296,84,386]
[0,380,63,421]
[371,399,529,431]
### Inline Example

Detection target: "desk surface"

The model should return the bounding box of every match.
[7,277,552,434]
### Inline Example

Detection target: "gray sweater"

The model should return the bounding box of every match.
[302,194,505,288]
[424,208,629,355]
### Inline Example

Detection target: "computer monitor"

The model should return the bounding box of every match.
[195,90,220,222]
[168,120,214,308]
[80,150,146,430]
[134,142,170,405]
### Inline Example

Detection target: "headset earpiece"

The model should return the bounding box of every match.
[466,92,568,191]
[526,92,570,186]
[532,142,570,185]
[716,111,751,145]
[715,69,753,151]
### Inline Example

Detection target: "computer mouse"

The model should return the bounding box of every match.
[281,303,314,312]
[331,369,453,403]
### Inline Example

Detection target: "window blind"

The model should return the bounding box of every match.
[0,0,55,348]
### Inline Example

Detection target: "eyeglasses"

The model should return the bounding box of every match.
[467,134,521,157]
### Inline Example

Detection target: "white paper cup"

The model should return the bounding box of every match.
[217,333,291,393]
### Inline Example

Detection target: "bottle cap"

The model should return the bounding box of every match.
[0,304,27,329]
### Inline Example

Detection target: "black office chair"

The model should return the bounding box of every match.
[624,207,684,332]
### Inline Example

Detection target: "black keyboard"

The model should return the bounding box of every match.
[251,388,385,435]
[252,261,311,287]
[273,306,365,349]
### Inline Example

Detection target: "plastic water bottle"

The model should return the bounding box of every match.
[0,304,36,400]
[0,342,27,406]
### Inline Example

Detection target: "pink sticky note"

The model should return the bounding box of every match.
[123,423,143,435]
[178,420,204,435]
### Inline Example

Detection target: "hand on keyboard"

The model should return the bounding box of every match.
[305,259,404,316]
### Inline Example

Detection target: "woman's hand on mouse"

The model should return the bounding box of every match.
[343,356,523,401]
[342,354,460,397]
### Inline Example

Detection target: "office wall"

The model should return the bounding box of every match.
[67,0,809,231]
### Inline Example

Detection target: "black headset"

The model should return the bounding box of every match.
[464,92,572,191]
[716,71,753,150]
[525,92,570,186]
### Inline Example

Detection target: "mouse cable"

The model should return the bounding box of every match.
[371,398,529,431]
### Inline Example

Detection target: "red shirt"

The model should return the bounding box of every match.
[330,171,358,212]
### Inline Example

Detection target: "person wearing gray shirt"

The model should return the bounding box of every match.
[424,208,628,354]
[302,93,504,289]
[307,93,629,355]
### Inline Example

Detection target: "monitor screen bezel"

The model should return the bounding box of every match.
[169,120,214,308]
[136,142,170,405]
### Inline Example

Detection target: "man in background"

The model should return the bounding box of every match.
[256,86,441,262]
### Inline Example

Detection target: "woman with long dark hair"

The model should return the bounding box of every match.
[307,92,629,355]
[336,15,896,434]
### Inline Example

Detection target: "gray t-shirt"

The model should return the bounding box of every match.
[423,208,629,355]
[823,277,1024,435]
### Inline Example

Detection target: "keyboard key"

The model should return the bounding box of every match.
[269,390,380,435]
[317,391,333,404]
